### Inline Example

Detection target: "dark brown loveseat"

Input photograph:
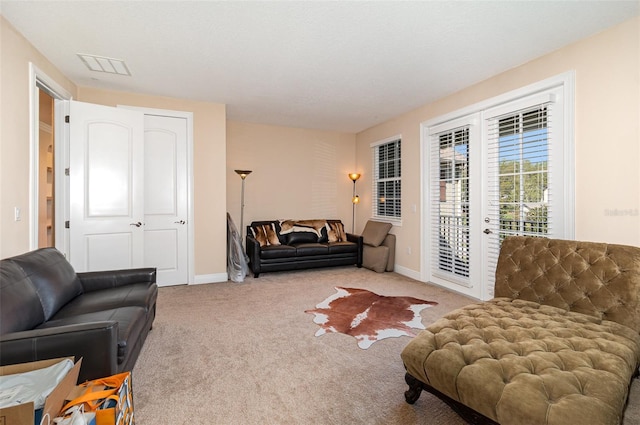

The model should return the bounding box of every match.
[401,236,640,425]
[0,247,157,382]
[246,219,363,277]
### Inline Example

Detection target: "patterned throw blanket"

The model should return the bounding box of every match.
[279,219,346,243]
[252,219,347,247]
[278,219,328,236]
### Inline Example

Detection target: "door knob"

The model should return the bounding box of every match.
[130,222,142,227]
[174,220,186,225]
[483,228,492,234]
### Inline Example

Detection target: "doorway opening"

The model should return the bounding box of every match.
[38,89,55,248]
[29,63,72,253]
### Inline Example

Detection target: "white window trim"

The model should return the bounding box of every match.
[371,134,402,225]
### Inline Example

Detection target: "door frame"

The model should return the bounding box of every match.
[119,105,195,285]
[28,63,72,253]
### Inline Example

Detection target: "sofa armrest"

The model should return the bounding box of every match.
[246,235,262,276]
[382,234,396,272]
[77,268,156,293]
[0,322,119,382]
[346,233,364,267]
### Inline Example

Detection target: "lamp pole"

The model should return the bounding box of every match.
[235,170,252,241]
[349,173,361,233]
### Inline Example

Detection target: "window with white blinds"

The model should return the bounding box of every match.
[488,106,550,237]
[372,138,401,221]
[431,126,471,281]
[485,96,557,297]
[423,73,573,300]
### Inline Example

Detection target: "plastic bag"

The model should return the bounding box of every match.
[0,358,74,410]
[227,213,249,282]
[41,405,95,425]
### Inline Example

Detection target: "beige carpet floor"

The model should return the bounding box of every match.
[132,266,640,425]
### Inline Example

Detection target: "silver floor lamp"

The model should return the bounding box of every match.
[235,170,252,241]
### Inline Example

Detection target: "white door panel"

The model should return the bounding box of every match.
[86,125,133,216]
[143,115,188,286]
[144,229,178,270]
[427,115,482,299]
[69,100,144,272]
[85,233,134,271]
[145,130,178,214]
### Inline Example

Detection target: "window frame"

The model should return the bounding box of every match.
[371,135,402,224]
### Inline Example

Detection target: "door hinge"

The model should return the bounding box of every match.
[65,221,70,229]
[65,115,70,123]
[65,168,70,176]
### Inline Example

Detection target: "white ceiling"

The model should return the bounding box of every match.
[2,1,638,133]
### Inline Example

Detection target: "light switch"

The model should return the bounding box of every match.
[14,207,21,221]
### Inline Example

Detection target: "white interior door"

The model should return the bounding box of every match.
[143,114,189,286]
[69,100,145,272]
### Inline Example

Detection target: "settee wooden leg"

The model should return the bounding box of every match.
[404,372,423,404]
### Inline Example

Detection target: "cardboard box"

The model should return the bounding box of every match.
[0,357,82,425]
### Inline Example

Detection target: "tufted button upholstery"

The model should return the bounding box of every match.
[495,236,640,333]
[404,298,640,424]
[402,236,640,425]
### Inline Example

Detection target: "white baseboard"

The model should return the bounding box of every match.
[393,265,422,281]
[192,272,228,285]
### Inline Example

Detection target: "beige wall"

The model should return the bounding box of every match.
[0,17,77,258]
[356,16,640,275]
[226,121,357,233]
[77,87,227,278]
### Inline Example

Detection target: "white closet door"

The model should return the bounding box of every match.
[69,100,145,272]
[143,114,189,286]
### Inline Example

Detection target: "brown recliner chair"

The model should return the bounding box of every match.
[361,220,395,273]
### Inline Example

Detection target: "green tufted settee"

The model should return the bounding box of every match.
[401,236,640,425]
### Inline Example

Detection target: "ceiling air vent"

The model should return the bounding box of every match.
[77,54,131,76]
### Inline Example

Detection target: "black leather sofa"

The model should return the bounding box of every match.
[0,247,157,382]
[246,219,363,278]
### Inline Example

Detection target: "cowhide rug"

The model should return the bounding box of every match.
[305,287,437,349]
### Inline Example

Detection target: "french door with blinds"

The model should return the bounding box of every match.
[424,74,573,300]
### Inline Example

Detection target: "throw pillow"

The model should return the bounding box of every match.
[361,220,392,247]
[251,225,268,247]
[251,224,281,247]
[327,221,346,242]
[264,224,281,246]
[287,231,318,245]
[318,226,329,243]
